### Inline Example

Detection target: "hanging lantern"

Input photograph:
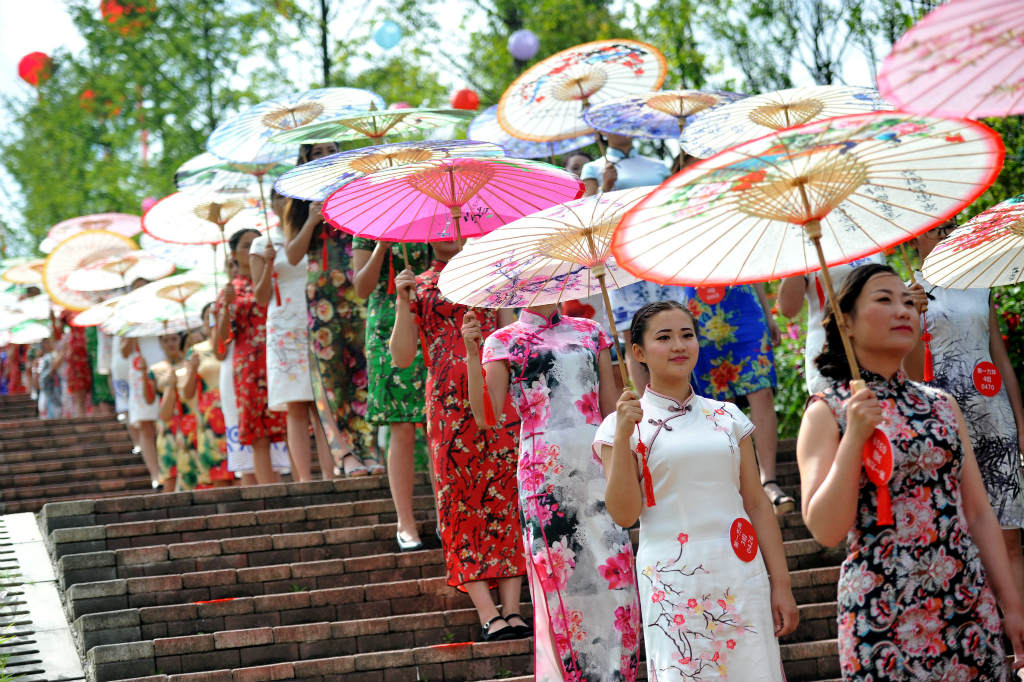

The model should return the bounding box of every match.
[373,20,403,50]
[17,52,52,87]
[141,196,158,213]
[507,30,540,62]
[450,88,480,111]
[389,102,411,110]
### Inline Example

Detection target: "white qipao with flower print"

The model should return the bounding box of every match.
[594,389,784,682]
[484,310,642,682]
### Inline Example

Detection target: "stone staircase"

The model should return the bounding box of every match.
[0,395,152,514]
[1,391,848,682]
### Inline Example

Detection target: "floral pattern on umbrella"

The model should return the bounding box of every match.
[468,105,595,159]
[582,90,746,140]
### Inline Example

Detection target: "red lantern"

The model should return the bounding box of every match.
[100,0,156,36]
[450,88,480,111]
[17,52,52,87]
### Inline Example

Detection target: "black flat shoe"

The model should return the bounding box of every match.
[479,615,517,642]
[762,480,796,516]
[502,612,532,638]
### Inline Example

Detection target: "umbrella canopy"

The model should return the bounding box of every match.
[142,188,275,246]
[174,152,293,189]
[8,320,50,345]
[43,230,139,311]
[1,258,46,285]
[72,295,124,327]
[206,87,384,166]
[270,107,475,145]
[612,112,1003,286]
[921,194,1024,288]
[104,270,218,337]
[65,252,176,292]
[582,90,746,140]
[322,157,584,243]
[139,233,230,272]
[438,187,647,308]
[877,0,1024,118]
[681,85,893,159]
[274,139,505,202]
[41,213,141,254]
[497,39,667,143]
[468,105,595,159]
[612,111,1003,383]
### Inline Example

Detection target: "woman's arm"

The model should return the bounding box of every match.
[739,435,799,636]
[601,389,644,528]
[285,202,323,266]
[249,241,275,307]
[597,348,617,418]
[776,276,807,319]
[352,243,388,299]
[753,283,781,347]
[182,353,200,401]
[389,269,419,369]
[989,305,1024,450]
[796,388,881,547]
[461,311,510,429]
[158,375,176,422]
[953,398,1024,665]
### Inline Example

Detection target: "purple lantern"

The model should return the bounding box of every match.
[507,29,539,62]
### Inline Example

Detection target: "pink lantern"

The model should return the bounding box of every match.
[141,196,158,213]
[389,102,411,110]
[450,88,480,111]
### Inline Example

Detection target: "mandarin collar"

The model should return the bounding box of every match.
[859,368,907,393]
[430,259,447,272]
[605,147,637,162]
[519,308,561,328]
[641,385,698,413]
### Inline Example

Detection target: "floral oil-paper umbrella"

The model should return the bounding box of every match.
[497,39,667,143]
[438,187,650,384]
[612,112,1003,383]
[877,0,1024,118]
[922,194,1024,288]
[43,230,139,311]
[468,105,595,159]
[582,90,746,141]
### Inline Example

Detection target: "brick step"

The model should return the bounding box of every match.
[1,488,156,515]
[92,636,839,682]
[0,442,135,466]
[0,408,40,420]
[0,452,144,476]
[0,431,130,455]
[66,536,446,620]
[0,413,118,429]
[8,463,150,490]
[2,474,154,502]
[48,495,439,558]
[0,419,126,441]
[40,476,433,534]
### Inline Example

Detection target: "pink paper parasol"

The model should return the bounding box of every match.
[41,213,142,254]
[877,0,1024,118]
[321,157,584,245]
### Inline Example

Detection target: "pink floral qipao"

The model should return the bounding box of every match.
[594,389,783,682]
[813,371,1009,682]
[484,310,641,682]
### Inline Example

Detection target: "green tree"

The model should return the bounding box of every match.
[631,0,708,89]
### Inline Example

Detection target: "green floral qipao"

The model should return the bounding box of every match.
[352,237,431,424]
[306,224,375,462]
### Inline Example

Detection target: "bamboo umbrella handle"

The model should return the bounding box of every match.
[593,264,631,389]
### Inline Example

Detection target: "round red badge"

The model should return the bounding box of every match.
[973,361,1002,397]
[697,286,726,305]
[730,518,758,562]
[862,429,893,486]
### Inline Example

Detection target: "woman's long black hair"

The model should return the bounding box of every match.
[815,262,899,382]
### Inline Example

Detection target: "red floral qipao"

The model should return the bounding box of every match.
[219,275,286,445]
[411,260,526,589]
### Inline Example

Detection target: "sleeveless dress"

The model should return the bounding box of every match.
[305,225,374,462]
[915,275,1024,529]
[250,228,315,411]
[484,310,642,682]
[682,285,776,401]
[351,237,431,424]
[595,389,784,682]
[812,371,1009,681]
[411,259,526,590]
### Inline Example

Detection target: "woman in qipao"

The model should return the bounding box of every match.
[464,301,642,682]
[597,301,798,682]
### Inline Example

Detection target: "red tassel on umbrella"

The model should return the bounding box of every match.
[272,271,282,307]
[635,426,655,507]
[387,249,396,295]
[921,313,933,382]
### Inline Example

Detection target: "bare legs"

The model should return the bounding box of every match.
[252,437,281,484]
[286,402,313,482]
[387,422,420,543]
[1003,528,1024,612]
[71,390,87,418]
[465,577,524,634]
[136,420,159,485]
[747,387,792,511]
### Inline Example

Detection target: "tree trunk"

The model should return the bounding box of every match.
[319,0,330,86]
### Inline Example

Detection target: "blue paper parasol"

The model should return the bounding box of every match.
[582,90,746,140]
